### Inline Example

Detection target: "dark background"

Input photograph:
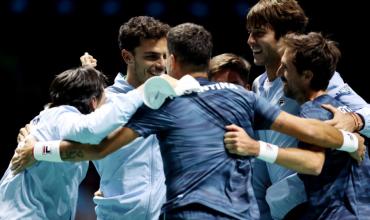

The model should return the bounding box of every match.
[0,0,367,219]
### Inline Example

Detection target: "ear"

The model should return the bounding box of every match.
[89,96,98,111]
[302,70,313,82]
[168,54,176,72]
[122,49,134,65]
[169,54,176,67]
[302,70,313,85]
[244,83,251,91]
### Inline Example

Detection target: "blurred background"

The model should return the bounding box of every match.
[0,0,367,219]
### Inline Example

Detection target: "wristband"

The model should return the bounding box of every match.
[33,141,63,162]
[257,141,279,163]
[338,130,358,152]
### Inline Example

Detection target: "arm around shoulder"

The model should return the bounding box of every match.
[271,111,343,148]
[60,127,140,161]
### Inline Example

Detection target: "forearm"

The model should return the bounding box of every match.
[272,112,343,149]
[34,127,139,162]
[275,147,324,175]
[59,141,100,161]
[253,139,325,175]
[94,127,139,158]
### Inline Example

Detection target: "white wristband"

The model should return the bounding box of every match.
[338,130,358,152]
[257,141,279,163]
[33,141,63,162]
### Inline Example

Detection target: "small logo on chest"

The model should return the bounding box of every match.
[278,98,285,106]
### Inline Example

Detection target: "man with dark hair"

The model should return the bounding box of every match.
[88,16,170,219]
[246,0,370,218]
[13,23,365,220]
[209,53,251,89]
[225,32,370,219]
[11,16,171,220]
[0,67,109,219]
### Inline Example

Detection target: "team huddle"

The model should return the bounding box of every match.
[1,0,370,219]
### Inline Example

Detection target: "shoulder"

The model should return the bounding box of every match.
[34,106,81,124]
[327,71,344,90]
[300,95,339,120]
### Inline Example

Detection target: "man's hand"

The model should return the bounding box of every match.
[80,52,97,67]
[224,124,260,156]
[94,189,104,197]
[322,104,359,132]
[349,133,366,164]
[11,137,37,175]
[17,124,32,144]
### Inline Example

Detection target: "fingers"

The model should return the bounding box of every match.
[25,124,32,133]
[224,131,237,139]
[10,156,19,171]
[225,142,238,154]
[17,124,33,143]
[80,52,97,67]
[225,124,242,131]
[12,165,25,175]
[17,134,23,144]
[94,190,104,197]
[321,104,337,113]
[25,136,37,146]
[324,119,336,126]
[360,146,366,162]
[10,156,23,175]
[224,131,242,144]
[356,149,365,165]
[11,150,22,170]
[17,128,27,143]
[11,148,30,174]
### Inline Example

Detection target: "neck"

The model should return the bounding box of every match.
[125,69,140,88]
[173,69,208,79]
[265,59,281,82]
[299,89,326,104]
[189,72,208,78]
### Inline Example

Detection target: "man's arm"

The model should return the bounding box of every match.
[271,111,366,162]
[327,72,370,137]
[271,111,364,149]
[60,127,139,161]
[275,146,325,175]
[58,89,144,144]
[225,124,326,175]
[11,127,139,174]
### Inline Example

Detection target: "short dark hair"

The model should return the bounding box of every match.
[167,23,213,72]
[283,32,341,90]
[247,0,308,39]
[49,66,107,114]
[118,16,170,52]
[208,53,251,83]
